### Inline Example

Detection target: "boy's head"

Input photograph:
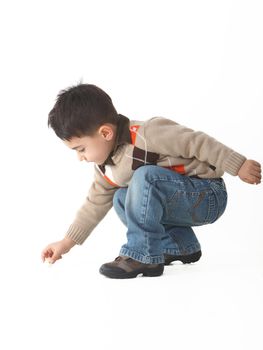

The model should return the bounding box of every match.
[48,83,119,165]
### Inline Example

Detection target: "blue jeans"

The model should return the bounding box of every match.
[113,165,228,264]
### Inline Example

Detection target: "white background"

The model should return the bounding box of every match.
[0,1,262,349]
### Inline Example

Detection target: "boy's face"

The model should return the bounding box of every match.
[63,124,117,165]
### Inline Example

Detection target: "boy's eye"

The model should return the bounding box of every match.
[79,148,85,153]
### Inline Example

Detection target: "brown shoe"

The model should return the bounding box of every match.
[164,250,202,265]
[99,256,164,279]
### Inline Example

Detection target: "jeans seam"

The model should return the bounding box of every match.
[204,193,214,224]
[140,180,151,225]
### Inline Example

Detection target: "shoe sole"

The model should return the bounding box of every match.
[164,251,202,266]
[99,265,164,279]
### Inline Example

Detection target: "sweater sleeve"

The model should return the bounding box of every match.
[144,117,246,176]
[65,164,119,245]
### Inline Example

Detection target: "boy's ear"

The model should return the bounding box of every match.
[99,124,115,141]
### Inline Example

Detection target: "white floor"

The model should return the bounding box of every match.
[1,213,262,350]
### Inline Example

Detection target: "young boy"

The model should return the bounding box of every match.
[41,83,261,279]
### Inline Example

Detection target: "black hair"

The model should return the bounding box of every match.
[48,83,118,140]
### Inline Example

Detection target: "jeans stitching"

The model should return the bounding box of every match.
[140,179,151,225]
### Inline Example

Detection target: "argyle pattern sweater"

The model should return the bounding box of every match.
[65,114,246,244]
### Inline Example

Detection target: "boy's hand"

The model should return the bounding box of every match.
[41,237,76,264]
[238,159,261,184]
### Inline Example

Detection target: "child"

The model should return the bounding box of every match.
[41,83,261,278]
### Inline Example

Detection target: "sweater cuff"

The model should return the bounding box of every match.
[65,224,90,245]
[224,152,246,176]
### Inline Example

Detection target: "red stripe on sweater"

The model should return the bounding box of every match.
[103,174,119,187]
[164,164,185,174]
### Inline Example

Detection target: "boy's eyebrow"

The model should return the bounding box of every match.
[71,145,83,150]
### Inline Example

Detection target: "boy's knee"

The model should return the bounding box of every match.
[132,165,157,180]
[113,188,126,209]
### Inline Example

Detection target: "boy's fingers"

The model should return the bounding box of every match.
[252,160,261,168]
[249,173,261,181]
[251,165,261,173]
[251,176,261,184]
[47,248,54,258]
[251,161,261,167]
[243,176,260,184]
[50,254,62,263]
[41,250,49,261]
[48,255,57,263]
[249,171,261,180]
[41,248,55,262]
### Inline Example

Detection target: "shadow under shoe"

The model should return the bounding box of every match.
[164,250,202,266]
[99,256,164,279]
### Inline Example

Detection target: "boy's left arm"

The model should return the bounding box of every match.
[144,117,261,184]
[237,159,261,185]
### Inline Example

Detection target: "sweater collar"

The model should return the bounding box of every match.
[101,114,131,166]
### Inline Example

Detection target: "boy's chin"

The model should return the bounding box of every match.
[97,157,109,166]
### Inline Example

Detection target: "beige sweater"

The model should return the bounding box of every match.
[65,114,246,244]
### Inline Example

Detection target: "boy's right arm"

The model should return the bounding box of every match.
[41,164,119,264]
[64,164,119,244]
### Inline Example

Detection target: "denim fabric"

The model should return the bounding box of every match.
[113,165,228,264]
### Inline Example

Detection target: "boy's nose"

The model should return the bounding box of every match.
[78,154,85,161]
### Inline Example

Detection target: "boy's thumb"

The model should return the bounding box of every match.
[50,254,62,263]
[45,255,57,264]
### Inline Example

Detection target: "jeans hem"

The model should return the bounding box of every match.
[162,243,201,255]
[119,247,164,264]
